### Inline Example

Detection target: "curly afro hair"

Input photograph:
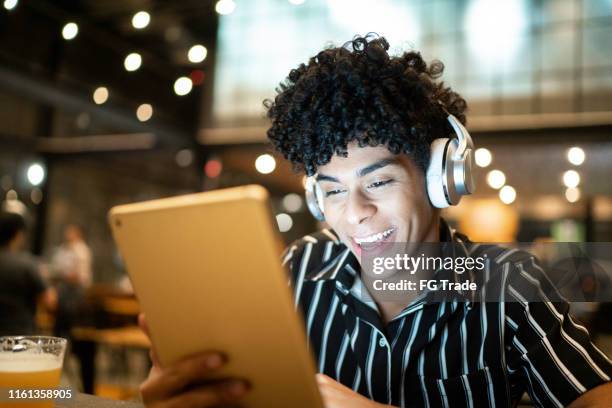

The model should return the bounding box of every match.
[264,34,468,177]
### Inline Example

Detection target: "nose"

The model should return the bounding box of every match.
[345,190,376,225]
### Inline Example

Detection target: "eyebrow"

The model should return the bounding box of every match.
[316,158,399,183]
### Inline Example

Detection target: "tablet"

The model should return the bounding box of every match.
[108,185,323,408]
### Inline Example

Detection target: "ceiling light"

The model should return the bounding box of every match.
[563,170,580,188]
[93,87,109,104]
[124,53,142,71]
[132,11,150,29]
[215,0,236,15]
[499,185,516,204]
[188,45,208,63]
[173,77,193,96]
[565,187,580,203]
[3,0,18,11]
[62,22,79,40]
[475,148,492,167]
[567,146,585,166]
[276,213,293,232]
[486,169,506,189]
[255,154,276,174]
[26,163,45,186]
[136,104,153,122]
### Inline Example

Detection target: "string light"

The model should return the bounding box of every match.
[136,104,153,122]
[565,187,580,203]
[487,169,506,189]
[215,0,236,15]
[93,87,109,104]
[276,213,293,232]
[567,147,585,166]
[282,194,303,213]
[26,163,45,186]
[255,154,276,174]
[173,77,193,96]
[3,0,18,11]
[62,22,79,40]
[499,185,516,204]
[132,11,150,29]
[475,148,492,167]
[124,53,142,71]
[563,170,580,188]
[188,45,208,63]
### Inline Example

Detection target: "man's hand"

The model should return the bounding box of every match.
[567,382,612,408]
[316,373,395,408]
[138,313,250,408]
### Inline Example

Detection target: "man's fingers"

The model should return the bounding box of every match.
[140,352,227,402]
[316,373,333,383]
[160,380,249,408]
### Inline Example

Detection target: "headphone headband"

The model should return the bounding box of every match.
[447,115,473,161]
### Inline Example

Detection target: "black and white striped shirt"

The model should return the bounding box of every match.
[281,220,612,407]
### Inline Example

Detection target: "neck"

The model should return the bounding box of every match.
[423,215,441,243]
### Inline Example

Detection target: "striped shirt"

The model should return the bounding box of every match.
[281,220,612,407]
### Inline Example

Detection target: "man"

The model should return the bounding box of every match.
[0,211,56,335]
[51,223,93,339]
[138,35,612,407]
[50,223,95,393]
[51,224,93,288]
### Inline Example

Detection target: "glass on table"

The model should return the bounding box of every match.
[0,336,67,408]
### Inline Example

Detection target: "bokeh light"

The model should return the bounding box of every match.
[132,11,151,29]
[62,22,79,40]
[475,148,492,168]
[563,170,580,188]
[255,154,276,174]
[499,185,516,204]
[93,87,109,104]
[276,213,293,232]
[124,53,142,71]
[26,163,45,186]
[173,77,193,96]
[487,169,506,189]
[567,147,585,166]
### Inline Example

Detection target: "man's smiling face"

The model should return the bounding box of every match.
[316,141,439,263]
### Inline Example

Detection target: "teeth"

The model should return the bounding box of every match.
[354,228,394,245]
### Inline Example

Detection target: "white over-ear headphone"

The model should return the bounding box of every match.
[304,113,476,221]
[426,113,476,208]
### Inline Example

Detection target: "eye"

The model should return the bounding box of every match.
[325,189,346,197]
[367,179,393,189]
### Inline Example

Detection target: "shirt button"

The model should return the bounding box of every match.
[378,337,387,347]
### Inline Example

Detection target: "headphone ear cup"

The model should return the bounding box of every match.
[313,182,325,216]
[426,138,451,208]
[454,148,475,195]
[304,177,325,221]
[445,139,462,205]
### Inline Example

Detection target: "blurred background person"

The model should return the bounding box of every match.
[50,223,92,338]
[49,223,96,394]
[0,211,56,336]
[51,224,93,288]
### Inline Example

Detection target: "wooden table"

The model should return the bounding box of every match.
[55,393,143,407]
[71,326,150,348]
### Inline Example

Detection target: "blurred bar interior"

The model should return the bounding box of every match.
[0,0,611,401]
